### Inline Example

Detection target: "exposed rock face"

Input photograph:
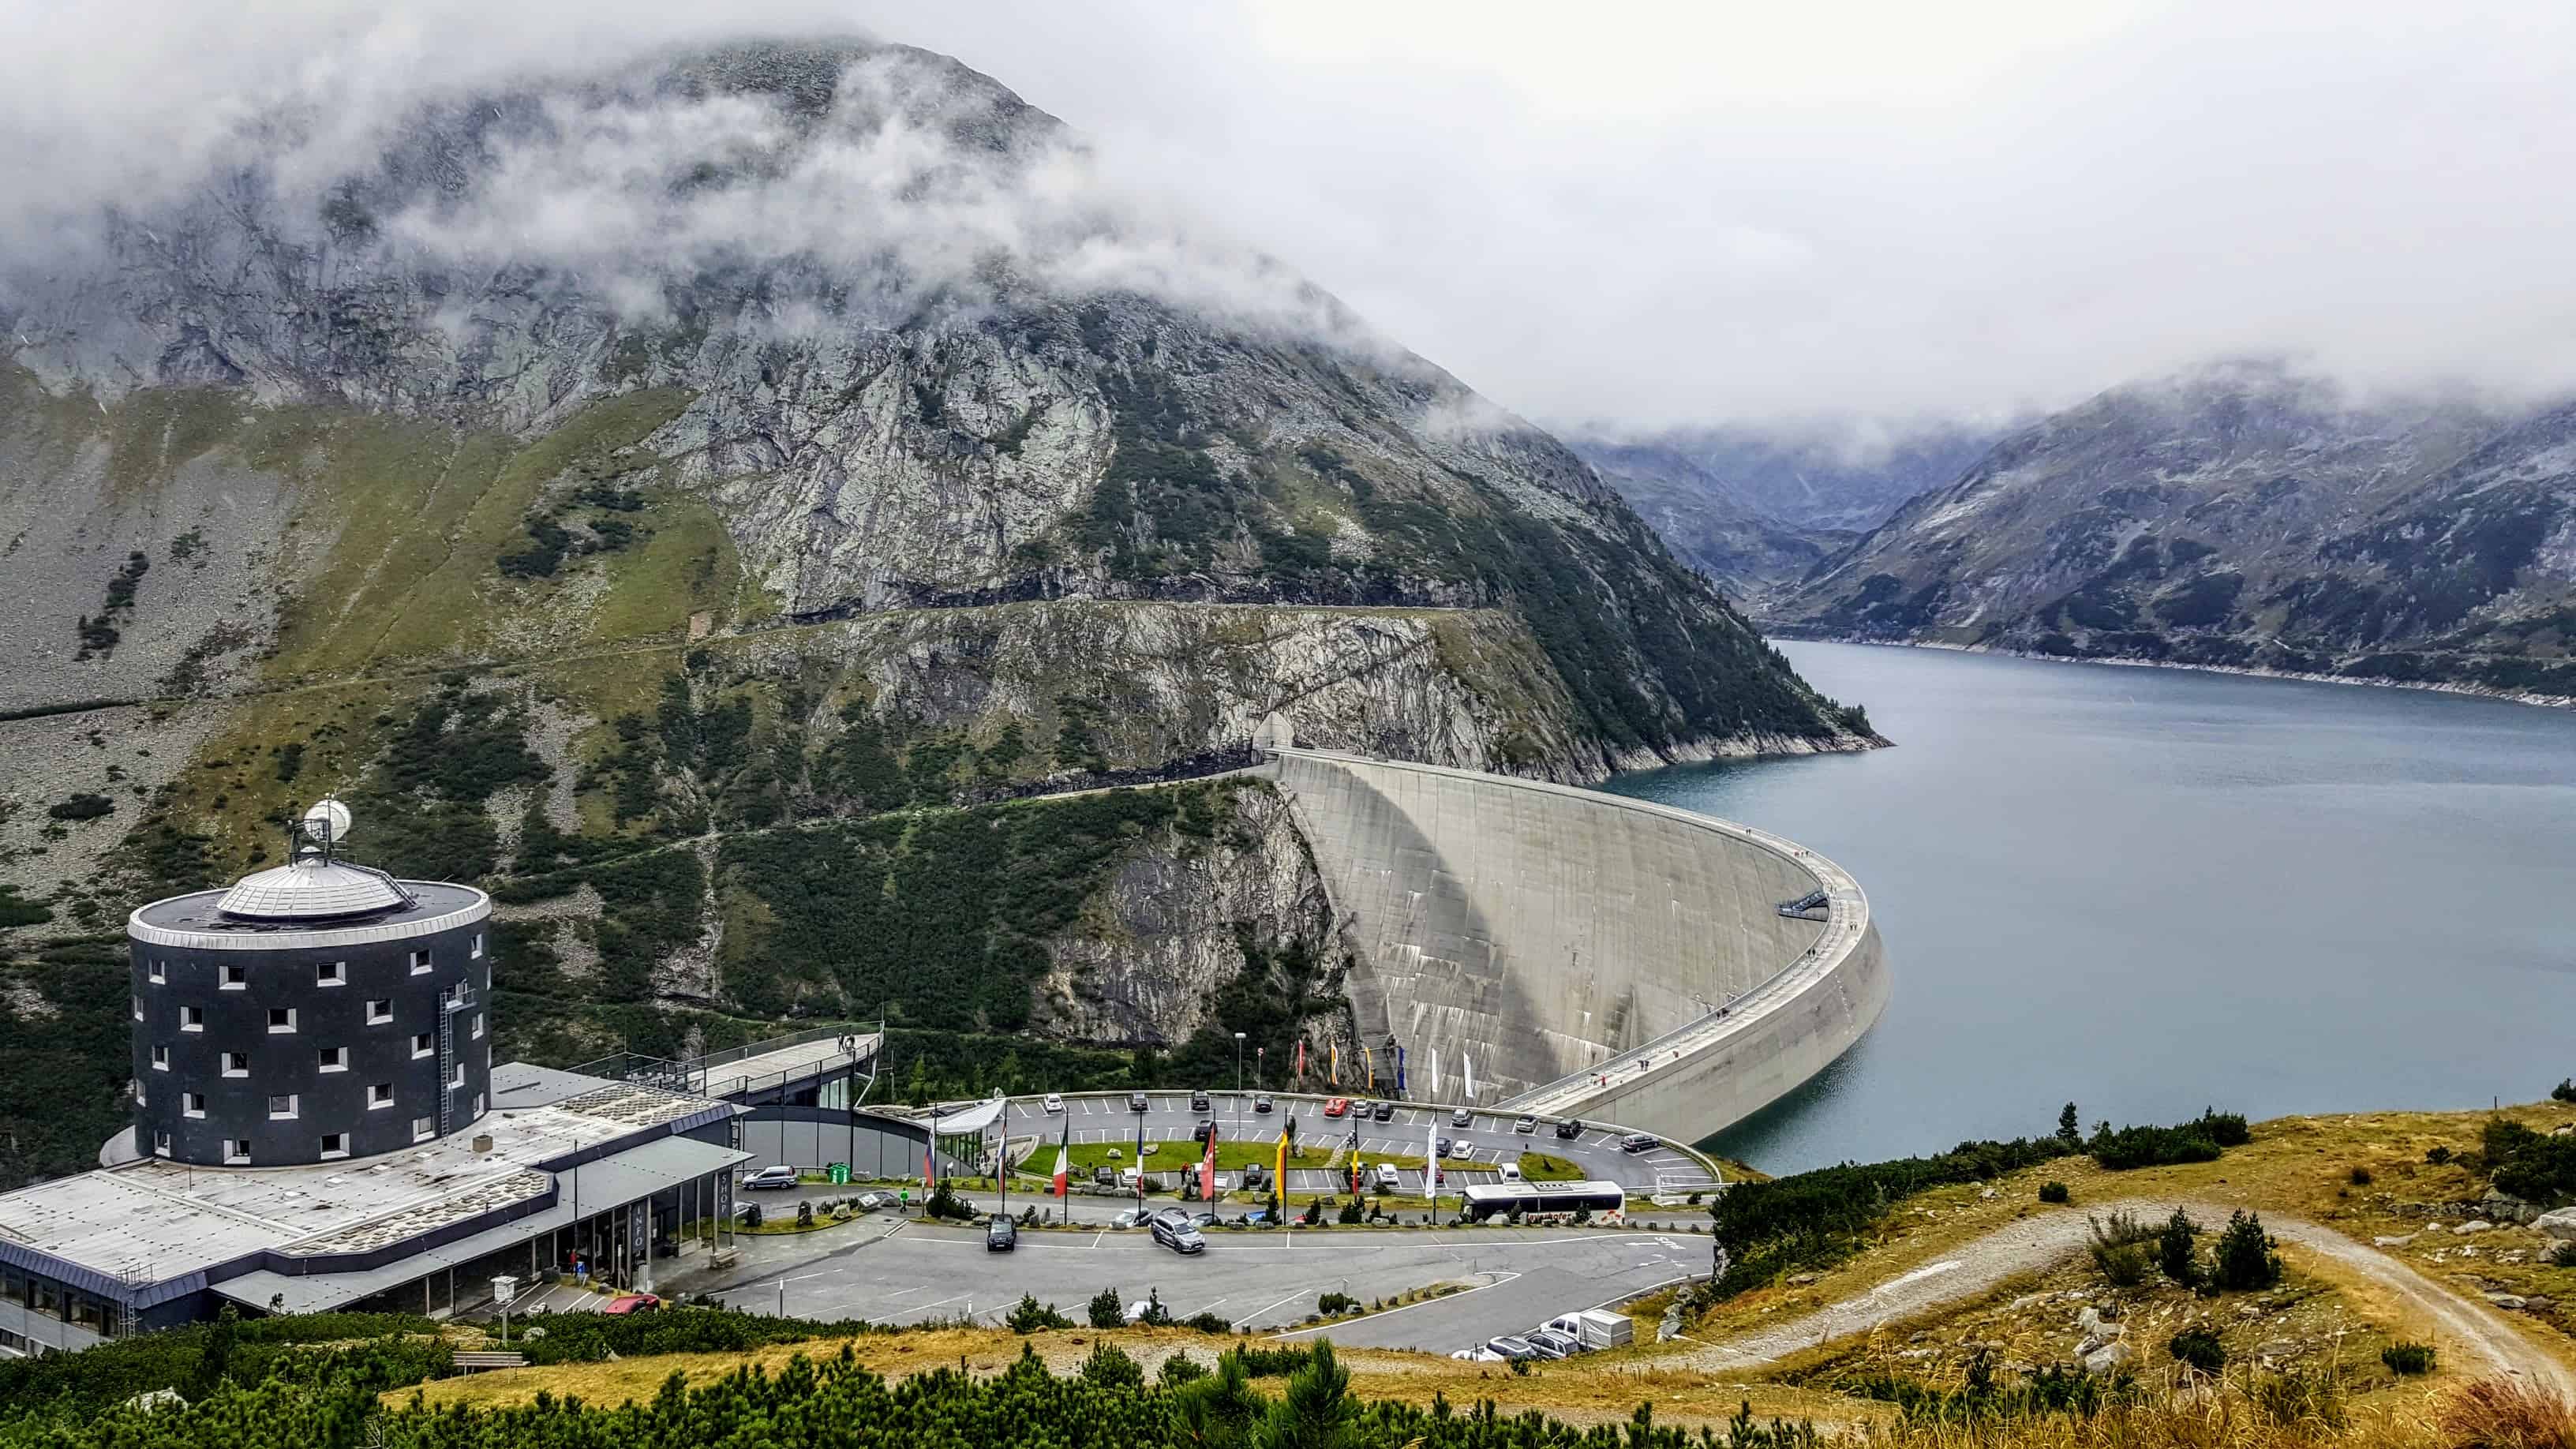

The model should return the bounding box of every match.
[1773,360,2576,701]
[0,37,1871,1079]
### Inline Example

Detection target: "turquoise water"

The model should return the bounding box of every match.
[1608,642,2576,1174]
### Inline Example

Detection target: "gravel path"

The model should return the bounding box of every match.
[1679,1199,2575,1395]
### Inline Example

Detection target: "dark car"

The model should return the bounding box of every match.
[1436,1136,1455,1158]
[1252,1094,1274,1114]
[1129,1091,1151,1112]
[1449,1106,1473,1128]
[1371,1100,1395,1121]
[1190,1088,1211,1113]
[1553,1118,1584,1140]
[987,1215,1018,1252]
[1619,1132,1659,1154]
[1192,1119,1220,1148]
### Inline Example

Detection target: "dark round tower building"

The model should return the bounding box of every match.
[125,802,493,1168]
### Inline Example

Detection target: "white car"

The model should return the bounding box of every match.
[1044,1093,1063,1113]
[739,1165,798,1191]
[1372,1162,1402,1191]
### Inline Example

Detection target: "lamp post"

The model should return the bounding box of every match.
[1233,1032,1246,1099]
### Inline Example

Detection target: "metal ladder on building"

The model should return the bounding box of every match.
[437,982,475,1138]
[116,1261,149,1339]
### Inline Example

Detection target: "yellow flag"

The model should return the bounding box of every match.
[1275,1127,1288,1197]
[1364,1045,1375,1089]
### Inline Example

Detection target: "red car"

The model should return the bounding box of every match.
[601,1293,661,1316]
[1323,1097,1350,1118]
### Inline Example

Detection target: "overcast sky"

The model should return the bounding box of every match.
[9,0,2576,435]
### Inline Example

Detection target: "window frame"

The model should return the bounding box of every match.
[316,960,346,987]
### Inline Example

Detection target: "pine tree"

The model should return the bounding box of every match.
[2157,1208,2200,1286]
[2057,1102,2082,1147]
[2214,1209,2282,1290]
[1256,1339,1357,1449]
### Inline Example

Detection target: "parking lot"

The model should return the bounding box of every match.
[695,1214,1710,1352]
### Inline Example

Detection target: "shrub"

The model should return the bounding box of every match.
[2551,1241,2576,1269]
[47,793,115,822]
[2428,1145,2454,1166]
[2252,1366,2346,1428]
[1007,1294,1073,1332]
[1080,1341,1142,1388]
[2169,1327,2226,1374]
[2349,1166,2374,1186]
[738,1203,762,1230]
[1337,1196,1363,1225]
[2383,1341,2436,1375]
[1317,1292,1360,1316]
[2089,1213,2153,1286]
[2482,1119,2576,1205]
[1159,1353,1208,1386]
[2158,1208,2203,1287]
[796,1200,814,1227]
[2089,1110,2247,1170]
[1181,1312,1231,1333]
[2555,1079,2576,1104]
[1139,1289,1174,1327]
[2213,1210,2282,1290]
[1086,1286,1125,1329]
[2039,1181,2070,1204]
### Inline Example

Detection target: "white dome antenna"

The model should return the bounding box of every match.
[303,797,354,847]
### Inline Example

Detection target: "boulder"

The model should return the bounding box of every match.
[2077,1306,2104,1334]
[2484,1190,2542,1225]
[2373,1234,2416,1248]
[2455,1219,2495,1235]
[2485,1294,2529,1311]
[2534,1207,2576,1241]
[2083,1342,2135,1377]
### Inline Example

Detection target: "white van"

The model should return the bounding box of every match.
[1496,1161,1523,1182]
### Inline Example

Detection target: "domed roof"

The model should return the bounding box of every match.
[215,857,412,920]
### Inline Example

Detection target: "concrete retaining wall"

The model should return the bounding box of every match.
[1268,748,1888,1143]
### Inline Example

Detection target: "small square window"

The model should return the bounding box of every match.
[184,1092,207,1118]
[180,1005,204,1032]
[449,1061,465,1089]
[409,949,432,975]
[268,1006,296,1033]
[412,1031,434,1059]
[472,1091,486,1116]
[366,998,392,1025]
[316,960,346,987]
[471,932,485,958]
[267,1093,297,1120]
[151,1044,170,1071]
[319,1133,347,1159]
[411,1115,435,1143]
[152,1131,171,1156]
[131,1080,145,1106]
[317,1046,346,1073]
[221,963,247,990]
[148,960,166,984]
[222,1051,249,1077]
[369,1083,395,1109]
[223,1140,251,1165]
[470,1013,484,1040]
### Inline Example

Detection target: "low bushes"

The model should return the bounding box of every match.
[2481,1118,2576,1206]
[2087,1110,2249,1170]
[2038,1181,2070,1204]
[2169,1327,2226,1374]
[2383,1341,2436,1376]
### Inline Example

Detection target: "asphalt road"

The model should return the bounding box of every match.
[998,1090,1718,1199]
[693,1215,1710,1352]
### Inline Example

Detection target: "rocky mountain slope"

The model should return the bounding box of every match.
[1572,427,1998,596]
[1772,362,2576,700]
[0,37,1874,1173]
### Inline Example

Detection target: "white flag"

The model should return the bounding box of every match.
[1428,1047,1441,1099]
[1428,1110,1441,1196]
[1465,1054,1477,1101]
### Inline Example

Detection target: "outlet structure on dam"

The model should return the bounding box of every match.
[1263,746,1889,1144]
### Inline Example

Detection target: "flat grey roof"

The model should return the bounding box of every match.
[210,1136,749,1314]
[0,1067,735,1293]
[698,1033,874,1098]
[129,880,489,951]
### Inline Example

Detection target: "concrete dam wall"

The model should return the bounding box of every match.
[1267,748,1889,1144]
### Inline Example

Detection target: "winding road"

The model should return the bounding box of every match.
[1676,1200,2575,1395]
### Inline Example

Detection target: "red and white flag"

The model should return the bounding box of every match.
[1051,1116,1071,1198]
[923,1139,936,1191]
[1200,1129,1217,1203]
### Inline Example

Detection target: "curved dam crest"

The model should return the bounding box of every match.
[1265,747,1889,1144]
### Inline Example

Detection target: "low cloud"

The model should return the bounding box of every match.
[11,2,2576,439]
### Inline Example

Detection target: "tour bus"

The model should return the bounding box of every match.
[1460,1179,1626,1224]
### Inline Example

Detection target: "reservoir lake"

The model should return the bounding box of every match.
[1609,642,2576,1174]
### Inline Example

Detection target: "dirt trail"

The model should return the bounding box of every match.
[1678,1199,2576,1396]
